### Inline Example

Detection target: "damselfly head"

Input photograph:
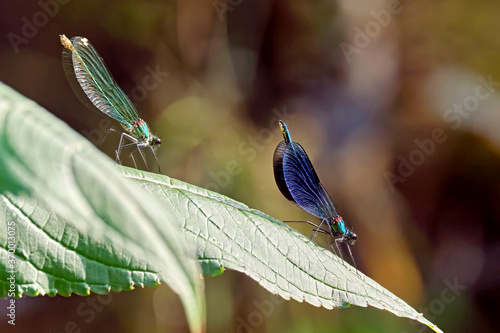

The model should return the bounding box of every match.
[152,137,161,146]
[346,230,357,245]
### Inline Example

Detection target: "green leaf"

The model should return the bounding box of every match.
[0,82,205,333]
[0,192,162,296]
[0,81,442,332]
[122,167,444,333]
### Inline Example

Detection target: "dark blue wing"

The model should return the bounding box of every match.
[273,140,294,201]
[281,141,338,219]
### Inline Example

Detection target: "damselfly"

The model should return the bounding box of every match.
[60,34,161,171]
[273,120,357,265]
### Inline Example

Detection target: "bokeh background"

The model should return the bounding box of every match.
[1,0,499,332]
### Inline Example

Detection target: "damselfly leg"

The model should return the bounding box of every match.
[285,220,330,242]
[330,237,358,271]
[98,128,161,172]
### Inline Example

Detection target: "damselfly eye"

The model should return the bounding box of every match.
[349,233,357,245]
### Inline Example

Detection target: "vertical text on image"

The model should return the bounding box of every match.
[6,221,17,325]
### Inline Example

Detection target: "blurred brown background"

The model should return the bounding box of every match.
[1,0,499,332]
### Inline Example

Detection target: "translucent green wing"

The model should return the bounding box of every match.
[61,36,139,128]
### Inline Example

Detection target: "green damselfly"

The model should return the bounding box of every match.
[60,34,161,171]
